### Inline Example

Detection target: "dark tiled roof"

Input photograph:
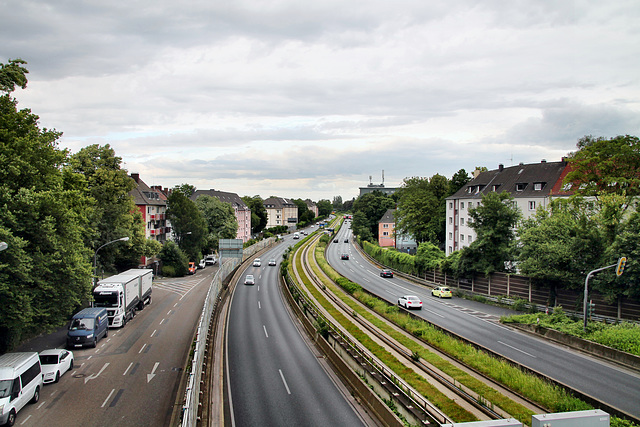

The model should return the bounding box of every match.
[191,189,248,210]
[263,197,296,209]
[447,160,571,200]
[129,174,166,207]
[379,208,395,223]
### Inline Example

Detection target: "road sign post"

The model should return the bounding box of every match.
[583,257,626,332]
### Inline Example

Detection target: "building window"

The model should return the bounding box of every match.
[460,234,465,241]
[449,217,453,224]
[529,201,536,210]
[449,246,453,253]
[383,224,389,228]
[534,182,544,191]
[449,232,453,240]
[383,232,389,236]
[516,183,527,191]
[449,202,453,209]
[466,186,473,193]
[492,185,500,192]
[460,217,465,225]
[468,235,473,242]
[460,202,465,209]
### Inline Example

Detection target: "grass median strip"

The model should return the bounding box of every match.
[312,242,594,425]
[290,241,478,423]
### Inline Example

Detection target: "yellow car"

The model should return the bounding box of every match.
[432,286,452,298]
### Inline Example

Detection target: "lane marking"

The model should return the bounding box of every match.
[147,362,160,382]
[263,325,269,338]
[20,415,32,424]
[37,401,46,409]
[139,343,147,354]
[159,318,165,325]
[85,362,110,384]
[123,362,133,376]
[258,301,261,309]
[279,369,291,395]
[150,329,157,338]
[498,340,537,358]
[423,308,445,318]
[167,310,173,315]
[109,389,125,407]
[101,389,115,408]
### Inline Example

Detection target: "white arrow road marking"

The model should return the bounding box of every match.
[85,362,110,384]
[147,362,160,383]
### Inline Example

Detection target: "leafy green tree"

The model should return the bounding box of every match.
[332,195,343,211]
[0,60,93,350]
[66,144,139,273]
[395,174,449,245]
[415,241,446,271]
[600,210,640,300]
[458,191,521,276]
[196,195,238,252]
[242,195,267,234]
[293,199,314,225]
[317,199,332,217]
[158,241,189,277]
[351,191,395,242]
[167,188,207,262]
[565,135,640,199]
[517,198,604,293]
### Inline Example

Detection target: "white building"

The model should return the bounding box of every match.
[445,159,573,256]
[263,197,298,229]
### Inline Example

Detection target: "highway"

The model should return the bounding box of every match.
[13,267,216,427]
[225,231,368,426]
[327,221,640,420]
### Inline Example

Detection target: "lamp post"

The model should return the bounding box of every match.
[93,237,130,287]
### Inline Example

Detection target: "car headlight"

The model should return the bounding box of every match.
[86,333,94,339]
[0,404,5,414]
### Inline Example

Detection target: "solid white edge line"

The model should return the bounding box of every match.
[279,369,291,395]
[498,340,537,358]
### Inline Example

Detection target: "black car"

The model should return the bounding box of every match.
[380,269,393,278]
[344,239,348,243]
[334,239,338,243]
[341,253,350,260]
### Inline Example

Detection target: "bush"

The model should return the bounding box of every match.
[162,265,176,277]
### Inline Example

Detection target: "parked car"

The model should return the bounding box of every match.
[341,253,350,260]
[253,258,261,267]
[344,238,349,243]
[268,259,277,266]
[432,286,452,298]
[333,239,338,243]
[66,307,109,348]
[39,349,74,384]
[398,295,422,309]
[244,275,255,285]
[188,262,197,275]
[198,259,206,269]
[205,255,216,265]
[380,269,394,278]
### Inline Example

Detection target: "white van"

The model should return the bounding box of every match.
[0,352,43,426]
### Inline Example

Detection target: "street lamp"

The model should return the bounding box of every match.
[93,237,130,287]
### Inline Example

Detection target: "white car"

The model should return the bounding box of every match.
[398,295,423,310]
[268,259,277,266]
[39,349,74,384]
[253,258,261,267]
[244,274,255,285]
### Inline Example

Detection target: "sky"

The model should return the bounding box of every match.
[2,1,640,202]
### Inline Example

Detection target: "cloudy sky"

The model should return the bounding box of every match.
[2,1,640,201]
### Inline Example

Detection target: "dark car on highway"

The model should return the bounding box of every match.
[380,269,393,278]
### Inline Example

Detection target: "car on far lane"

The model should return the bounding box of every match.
[398,295,422,310]
[253,258,261,267]
[334,239,338,243]
[380,269,393,278]
[341,253,350,260]
[432,286,452,298]
[344,238,348,243]
[39,349,74,384]
[268,259,277,266]
[244,275,255,285]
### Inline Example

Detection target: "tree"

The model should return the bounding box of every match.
[457,191,520,276]
[351,191,395,242]
[167,188,207,263]
[66,144,140,273]
[293,199,314,225]
[158,241,189,277]
[565,135,640,199]
[196,195,238,252]
[0,60,93,350]
[332,195,343,211]
[600,210,640,301]
[517,198,604,293]
[242,195,267,234]
[394,174,449,245]
[415,242,446,271]
[317,199,332,217]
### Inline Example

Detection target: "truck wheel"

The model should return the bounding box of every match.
[6,409,16,426]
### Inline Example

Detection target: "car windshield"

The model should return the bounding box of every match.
[39,355,59,365]
[0,379,13,398]
[69,318,95,330]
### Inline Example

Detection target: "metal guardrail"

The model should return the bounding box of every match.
[180,237,275,427]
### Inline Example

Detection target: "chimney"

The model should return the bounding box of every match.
[131,173,140,183]
[498,164,504,172]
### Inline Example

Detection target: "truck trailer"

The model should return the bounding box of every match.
[92,269,153,328]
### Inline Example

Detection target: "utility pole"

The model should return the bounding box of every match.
[583,257,626,332]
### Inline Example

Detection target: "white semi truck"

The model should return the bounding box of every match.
[92,269,153,328]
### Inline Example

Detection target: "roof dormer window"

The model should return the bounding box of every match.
[533,182,545,191]
[515,183,527,191]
